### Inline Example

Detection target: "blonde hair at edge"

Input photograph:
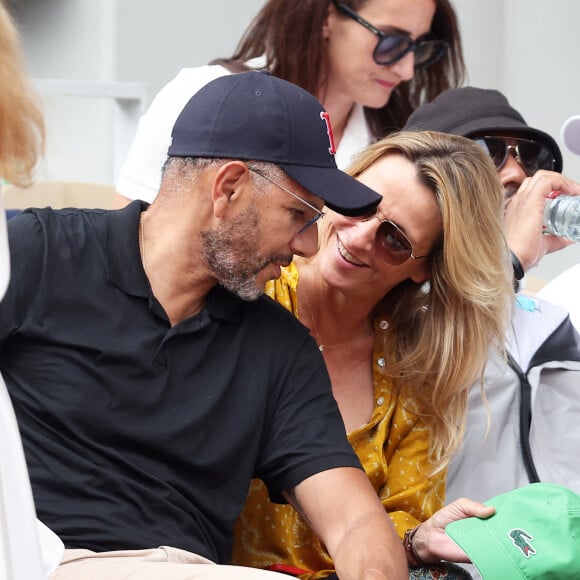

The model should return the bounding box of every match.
[325,131,512,468]
[0,1,44,186]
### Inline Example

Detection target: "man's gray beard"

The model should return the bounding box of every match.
[200,205,266,301]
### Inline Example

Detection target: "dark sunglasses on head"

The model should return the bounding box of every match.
[473,136,557,177]
[332,0,448,68]
[358,212,429,266]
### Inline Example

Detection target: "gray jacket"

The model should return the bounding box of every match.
[447,295,580,504]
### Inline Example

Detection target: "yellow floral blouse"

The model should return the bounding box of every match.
[231,263,446,579]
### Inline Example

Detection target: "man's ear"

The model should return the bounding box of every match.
[212,161,250,218]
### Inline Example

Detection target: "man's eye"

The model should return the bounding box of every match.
[288,208,306,221]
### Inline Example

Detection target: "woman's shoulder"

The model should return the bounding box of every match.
[264,262,299,315]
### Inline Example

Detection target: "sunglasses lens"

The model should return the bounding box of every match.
[374,34,411,65]
[376,221,412,265]
[475,137,555,175]
[518,141,555,174]
[475,138,507,169]
[414,40,448,68]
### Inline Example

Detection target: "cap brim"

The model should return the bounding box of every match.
[446,515,524,580]
[280,163,381,217]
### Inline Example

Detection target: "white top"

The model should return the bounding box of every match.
[116,65,373,204]
[537,263,580,331]
[0,191,64,579]
[0,373,64,579]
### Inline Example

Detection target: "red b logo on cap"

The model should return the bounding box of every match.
[320,111,337,155]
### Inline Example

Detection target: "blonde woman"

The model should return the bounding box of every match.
[0,3,63,579]
[232,131,513,578]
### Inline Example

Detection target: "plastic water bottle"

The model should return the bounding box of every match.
[544,195,580,241]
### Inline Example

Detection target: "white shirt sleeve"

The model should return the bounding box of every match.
[538,264,580,332]
[334,103,373,170]
[116,65,231,204]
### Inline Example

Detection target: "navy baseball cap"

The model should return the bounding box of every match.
[168,70,381,216]
[404,87,563,173]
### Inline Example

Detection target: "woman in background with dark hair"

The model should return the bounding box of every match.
[112,0,465,207]
[226,0,463,142]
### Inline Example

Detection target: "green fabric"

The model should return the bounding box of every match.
[446,483,580,579]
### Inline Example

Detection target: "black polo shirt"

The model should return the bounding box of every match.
[0,202,360,563]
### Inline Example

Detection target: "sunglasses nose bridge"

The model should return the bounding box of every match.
[505,144,536,177]
[388,48,415,78]
[346,215,382,251]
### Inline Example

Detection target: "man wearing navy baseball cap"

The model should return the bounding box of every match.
[0,71,407,579]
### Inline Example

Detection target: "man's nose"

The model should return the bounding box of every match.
[498,151,529,189]
[289,223,319,258]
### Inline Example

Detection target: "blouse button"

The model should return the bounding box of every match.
[377,357,386,368]
[377,396,385,406]
[379,320,388,330]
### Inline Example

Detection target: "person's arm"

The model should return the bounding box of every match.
[284,467,408,580]
[504,170,580,271]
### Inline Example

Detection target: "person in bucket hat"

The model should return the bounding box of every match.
[0,71,412,579]
[405,88,580,579]
[404,86,576,282]
[446,483,580,579]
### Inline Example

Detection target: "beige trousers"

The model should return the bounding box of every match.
[50,546,291,579]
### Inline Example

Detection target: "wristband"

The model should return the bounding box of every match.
[510,250,525,293]
[403,525,425,568]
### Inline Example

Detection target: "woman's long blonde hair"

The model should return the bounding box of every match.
[348,131,512,467]
[0,1,44,185]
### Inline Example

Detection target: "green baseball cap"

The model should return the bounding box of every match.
[446,483,580,579]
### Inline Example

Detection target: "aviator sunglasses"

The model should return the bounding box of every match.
[332,0,448,68]
[473,136,557,177]
[358,210,429,266]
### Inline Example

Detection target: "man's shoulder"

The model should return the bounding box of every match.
[248,292,308,331]
[540,263,580,295]
[224,292,311,352]
[14,206,109,237]
[8,206,120,265]
[17,205,107,221]
[508,295,580,370]
[538,265,580,323]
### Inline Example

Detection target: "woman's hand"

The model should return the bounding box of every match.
[410,498,495,564]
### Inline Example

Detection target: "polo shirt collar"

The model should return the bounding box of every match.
[106,200,149,298]
[106,200,245,323]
